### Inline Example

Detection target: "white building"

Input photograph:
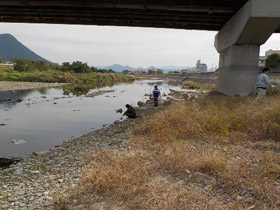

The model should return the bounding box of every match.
[195,60,207,73]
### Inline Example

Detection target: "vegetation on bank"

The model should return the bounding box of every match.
[0,64,13,71]
[55,91,280,209]
[0,59,134,84]
[183,80,214,91]
[0,70,134,84]
[266,53,280,68]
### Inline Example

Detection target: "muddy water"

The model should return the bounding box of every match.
[0,80,181,158]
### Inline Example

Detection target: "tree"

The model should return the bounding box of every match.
[71,61,90,73]
[156,69,163,74]
[13,58,31,72]
[90,66,98,72]
[60,61,90,73]
[60,62,71,72]
[122,70,130,74]
[265,53,280,68]
[148,69,156,74]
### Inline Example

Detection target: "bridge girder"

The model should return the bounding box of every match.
[0,0,256,31]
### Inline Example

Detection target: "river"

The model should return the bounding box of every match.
[0,79,181,158]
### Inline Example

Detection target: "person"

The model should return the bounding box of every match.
[122,104,137,118]
[152,85,161,107]
[255,67,276,100]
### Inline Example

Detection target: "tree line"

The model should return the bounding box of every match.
[12,59,114,73]
[265,53,280,68]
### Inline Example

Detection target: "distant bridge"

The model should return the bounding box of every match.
[0,0,280,96]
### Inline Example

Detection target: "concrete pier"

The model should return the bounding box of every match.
[217,45,259,96]
[215,0,280,96]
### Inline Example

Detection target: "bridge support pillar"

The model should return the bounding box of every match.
[215,0,280,96]
[217,45,259,96]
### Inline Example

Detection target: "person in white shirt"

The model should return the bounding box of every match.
[255,67,275,100]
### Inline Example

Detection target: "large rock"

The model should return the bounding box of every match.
[11,139,26,144]
[137,101,145,107]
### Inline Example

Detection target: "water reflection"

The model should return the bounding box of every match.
[62,84,94,96]
[0,79,181,158]
[62,81,133,96]
[0,89,34,109]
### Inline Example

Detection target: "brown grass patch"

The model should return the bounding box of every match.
[55,96,280,209]
[158,143,227,177]
[0,64,13,71]
[133,96,280,143]
[183,80,214,91]
[55,149,224,210]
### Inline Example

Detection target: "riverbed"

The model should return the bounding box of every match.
[0,80,181,158]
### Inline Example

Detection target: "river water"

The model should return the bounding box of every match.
[0,80,181,158]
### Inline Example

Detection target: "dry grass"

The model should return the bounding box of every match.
[0,64,13,71]
[55,149,223,210]
[133,96,280,143]
[183,80,214,91]
[55,95,280,210]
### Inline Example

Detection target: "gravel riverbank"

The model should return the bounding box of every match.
[0,81,68,92]
[0,99,162,210]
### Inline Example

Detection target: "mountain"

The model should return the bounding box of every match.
[97,64,189,72]
[146,66,157,70]
[101,64,134,72]
[159,65,188,71]
[0,33,48,61]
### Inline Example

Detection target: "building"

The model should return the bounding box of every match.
[258,49,280,67]
[195,59,207,73]
[265,49,280,58]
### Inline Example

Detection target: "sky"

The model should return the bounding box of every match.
[0,22,280,69]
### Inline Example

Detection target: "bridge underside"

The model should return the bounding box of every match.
[1,0,280,96]
[0,0,253,31]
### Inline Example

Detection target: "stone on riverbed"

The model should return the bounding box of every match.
[11,139,26,145]
[33,151,49,156]
[137,101,145,107]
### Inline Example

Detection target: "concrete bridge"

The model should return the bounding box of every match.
[0,0,280,96]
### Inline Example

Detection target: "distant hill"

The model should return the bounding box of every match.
[101,64,134,72]
[159,65,187,71]
[97,64,188,73]
[146,66,157,70]
[0,33,48,62]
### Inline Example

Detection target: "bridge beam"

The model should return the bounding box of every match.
[215,0,280,96]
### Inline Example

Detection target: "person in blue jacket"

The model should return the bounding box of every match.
[152,85,161,107]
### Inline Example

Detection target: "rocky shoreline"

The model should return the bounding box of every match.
[0,119,132,209]
[0,86,207,209]
[0,81,68,92]
[0,97,168,210]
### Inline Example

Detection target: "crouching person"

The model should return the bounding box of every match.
[123,104,137,118]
